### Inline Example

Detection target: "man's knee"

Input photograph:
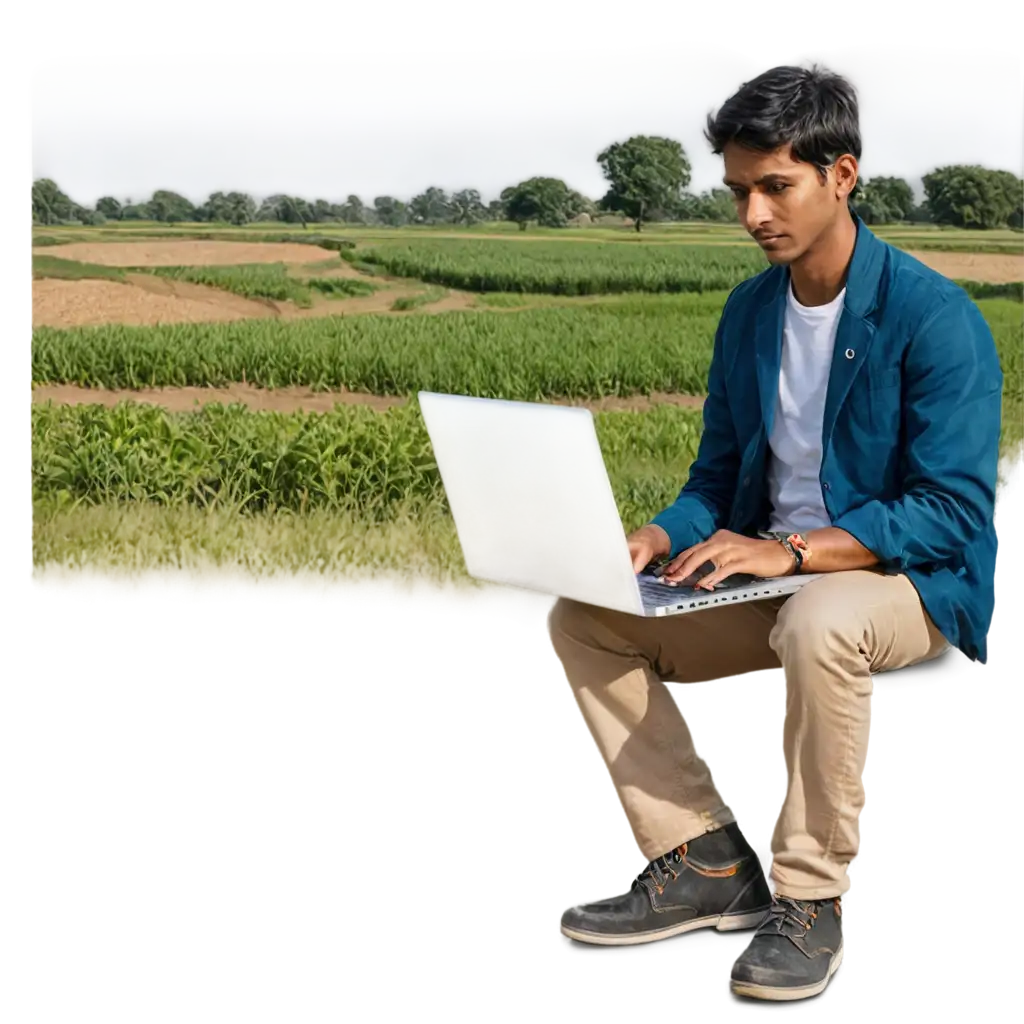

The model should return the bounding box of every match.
[547,596,595,649]
[547,597,649,675]
[769,576,866,664]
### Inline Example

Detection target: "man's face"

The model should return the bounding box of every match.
[722,142,847,264]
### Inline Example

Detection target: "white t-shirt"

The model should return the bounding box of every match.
[766,280,846,534]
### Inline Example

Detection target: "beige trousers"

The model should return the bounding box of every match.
[548,570,949,899]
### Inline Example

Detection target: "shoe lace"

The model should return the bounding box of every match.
[758,895,820,939]
[634,845,683,895]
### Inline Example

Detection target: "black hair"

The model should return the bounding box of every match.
[705,64,861,194]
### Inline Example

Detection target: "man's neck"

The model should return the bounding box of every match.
[789,210,857,307]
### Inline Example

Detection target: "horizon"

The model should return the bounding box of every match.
[32,48,1023,211]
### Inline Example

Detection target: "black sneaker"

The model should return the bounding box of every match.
[730,894,843,1001]
[559,822,772,946]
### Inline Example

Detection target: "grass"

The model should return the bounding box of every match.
[474,292,531,308]
[31,294,729,395]
[32,501,470,582]
[33,220,1024,258]
[390,287,448,311]
[347,239,771,294]
[29,218,1023,579]
[307,277,376,298]
[146,264,375,306]
[33,256,377,306]
[32,294,1021,403]
[30,400,705,528]
[32,399,1024,593]
[33,255,127,282]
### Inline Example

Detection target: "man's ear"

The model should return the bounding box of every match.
[834,155,858,202]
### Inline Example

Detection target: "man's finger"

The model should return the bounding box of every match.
[664,547,722,583]
[693,562,736,590]
[663,543,711,580]
[665,542,704,574]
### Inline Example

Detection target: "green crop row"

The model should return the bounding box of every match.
[32,294,726,395]
[348,239,771,294]
[148,264,376,306]
[32,254,377,305]
[31,400,705,533]
[32,294,1021,401]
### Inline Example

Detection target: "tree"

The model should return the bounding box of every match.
[990,170,1023,229]
[256,194,312,226]
[337,195,366,224]
[500,177,582,230]
[69,203,98,226]
[905,201,932,224]
[409,186,451,225]
[597,135,691,232]
[922,165,1022,228]
[198,191,256,225]
[311,198,334,223]
[32,179,74,224]
[449,189,486,225]
[121,202,150,221]
[676,187,737,222]
[147,189,196,223]
[374,196,408,227]
[486,199,505,222]
[96,196,123,220]
[852,176,915,224]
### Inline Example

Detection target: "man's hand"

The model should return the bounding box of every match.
[660,530,795,589]
[627,524,672,574]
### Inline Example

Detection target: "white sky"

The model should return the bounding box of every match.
[30,5,1024,208]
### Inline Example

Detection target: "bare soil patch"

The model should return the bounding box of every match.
[31,239,341,267]
[32,384,705,415]
[906,250,1024,283]
[33,278,275,328]
[33,269,474,327]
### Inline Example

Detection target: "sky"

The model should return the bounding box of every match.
[30,15,1024,209]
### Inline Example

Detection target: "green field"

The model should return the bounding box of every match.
[30,219,1024,254]
[30,223,1023,577]
[147,263,375,306]
[32,254,377,307]
[348,239,771,294]
[32,295,1022,400]
[32,400,703,517]
[32,293,725,394]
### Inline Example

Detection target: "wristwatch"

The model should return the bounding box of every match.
[758,531,812,573]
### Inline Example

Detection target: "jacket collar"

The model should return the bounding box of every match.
[754,212,886,439]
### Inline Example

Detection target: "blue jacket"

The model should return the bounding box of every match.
[651,214,1004,663]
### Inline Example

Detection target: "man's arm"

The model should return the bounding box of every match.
[798,527,878,572]
[830,296,1003,571]
[648,291,742,557]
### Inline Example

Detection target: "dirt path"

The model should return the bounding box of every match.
[32,383,705,415]
[906,250,1023,283]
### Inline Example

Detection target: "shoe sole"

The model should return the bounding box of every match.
[729,941,844,1001]
[560,907,769,946]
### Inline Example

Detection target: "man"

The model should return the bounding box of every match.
[548,64,1003,1002]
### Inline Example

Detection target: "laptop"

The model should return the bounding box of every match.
[417,391,822,617]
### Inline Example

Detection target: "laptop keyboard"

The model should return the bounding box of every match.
[637,575,695,607]
[637,571,762,609]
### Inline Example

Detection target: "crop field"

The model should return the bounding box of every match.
[32,293,726,394]
[147,264,376,306]
[349,239,772,294]
[29,223,1024,578]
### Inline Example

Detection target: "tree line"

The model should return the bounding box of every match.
[32,135,1023,232]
